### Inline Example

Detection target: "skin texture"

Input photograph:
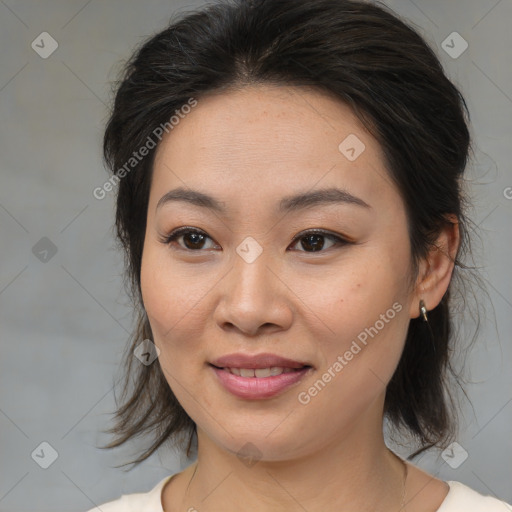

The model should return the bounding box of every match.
[140,85,458,511]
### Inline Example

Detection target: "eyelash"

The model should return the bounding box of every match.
[159,226,351,253]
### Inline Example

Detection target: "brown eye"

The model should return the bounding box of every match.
[162,227,217,251]
[180,231,208,250]
[289,230,349,253]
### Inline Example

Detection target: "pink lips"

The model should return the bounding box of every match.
[211,366,311,399]
[209,352,313,399]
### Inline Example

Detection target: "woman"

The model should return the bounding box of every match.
[88,0,511,510]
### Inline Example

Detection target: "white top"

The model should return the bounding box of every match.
[86,474,512,512]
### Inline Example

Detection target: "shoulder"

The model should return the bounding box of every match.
[437,481,512,511]
[83,474,175,512]
[84,494,139,512]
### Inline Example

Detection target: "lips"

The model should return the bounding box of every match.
[209,352,313,399]
[209,352,312,370]
[211,365,312,399]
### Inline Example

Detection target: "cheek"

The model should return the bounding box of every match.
[300,304,410,430]
[303,246,412,390]
[140,245,168,331]
[140,243,184,348]
[140,248,201,408]
[140,242,211,363]
[298,256,405,337]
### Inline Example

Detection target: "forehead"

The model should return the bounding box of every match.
[150,85,399,213]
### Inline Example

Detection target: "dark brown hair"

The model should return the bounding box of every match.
[101,0,484,467]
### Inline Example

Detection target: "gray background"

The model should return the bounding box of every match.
[0,0,511,510]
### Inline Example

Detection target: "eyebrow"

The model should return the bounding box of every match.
[156,186,371,214]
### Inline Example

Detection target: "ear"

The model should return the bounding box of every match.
[408,215,460,319]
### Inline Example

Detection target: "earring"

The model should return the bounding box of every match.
[419,299,428,322]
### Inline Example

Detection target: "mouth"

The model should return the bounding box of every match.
[208,352,314,399]
[208,360,314,400]
[209,352,313,372]
[208,363,312,378]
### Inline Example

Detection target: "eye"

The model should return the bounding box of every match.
[288,229,350,253]
[160,227,219,251]
[160,227,351,253]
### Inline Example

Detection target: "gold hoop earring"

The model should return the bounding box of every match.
[419,299,428,322]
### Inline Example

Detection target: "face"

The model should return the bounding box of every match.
[140,85,418,461]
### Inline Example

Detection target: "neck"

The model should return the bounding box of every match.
[177,396,407,512]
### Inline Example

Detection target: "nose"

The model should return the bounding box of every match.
[213,249,293,337]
